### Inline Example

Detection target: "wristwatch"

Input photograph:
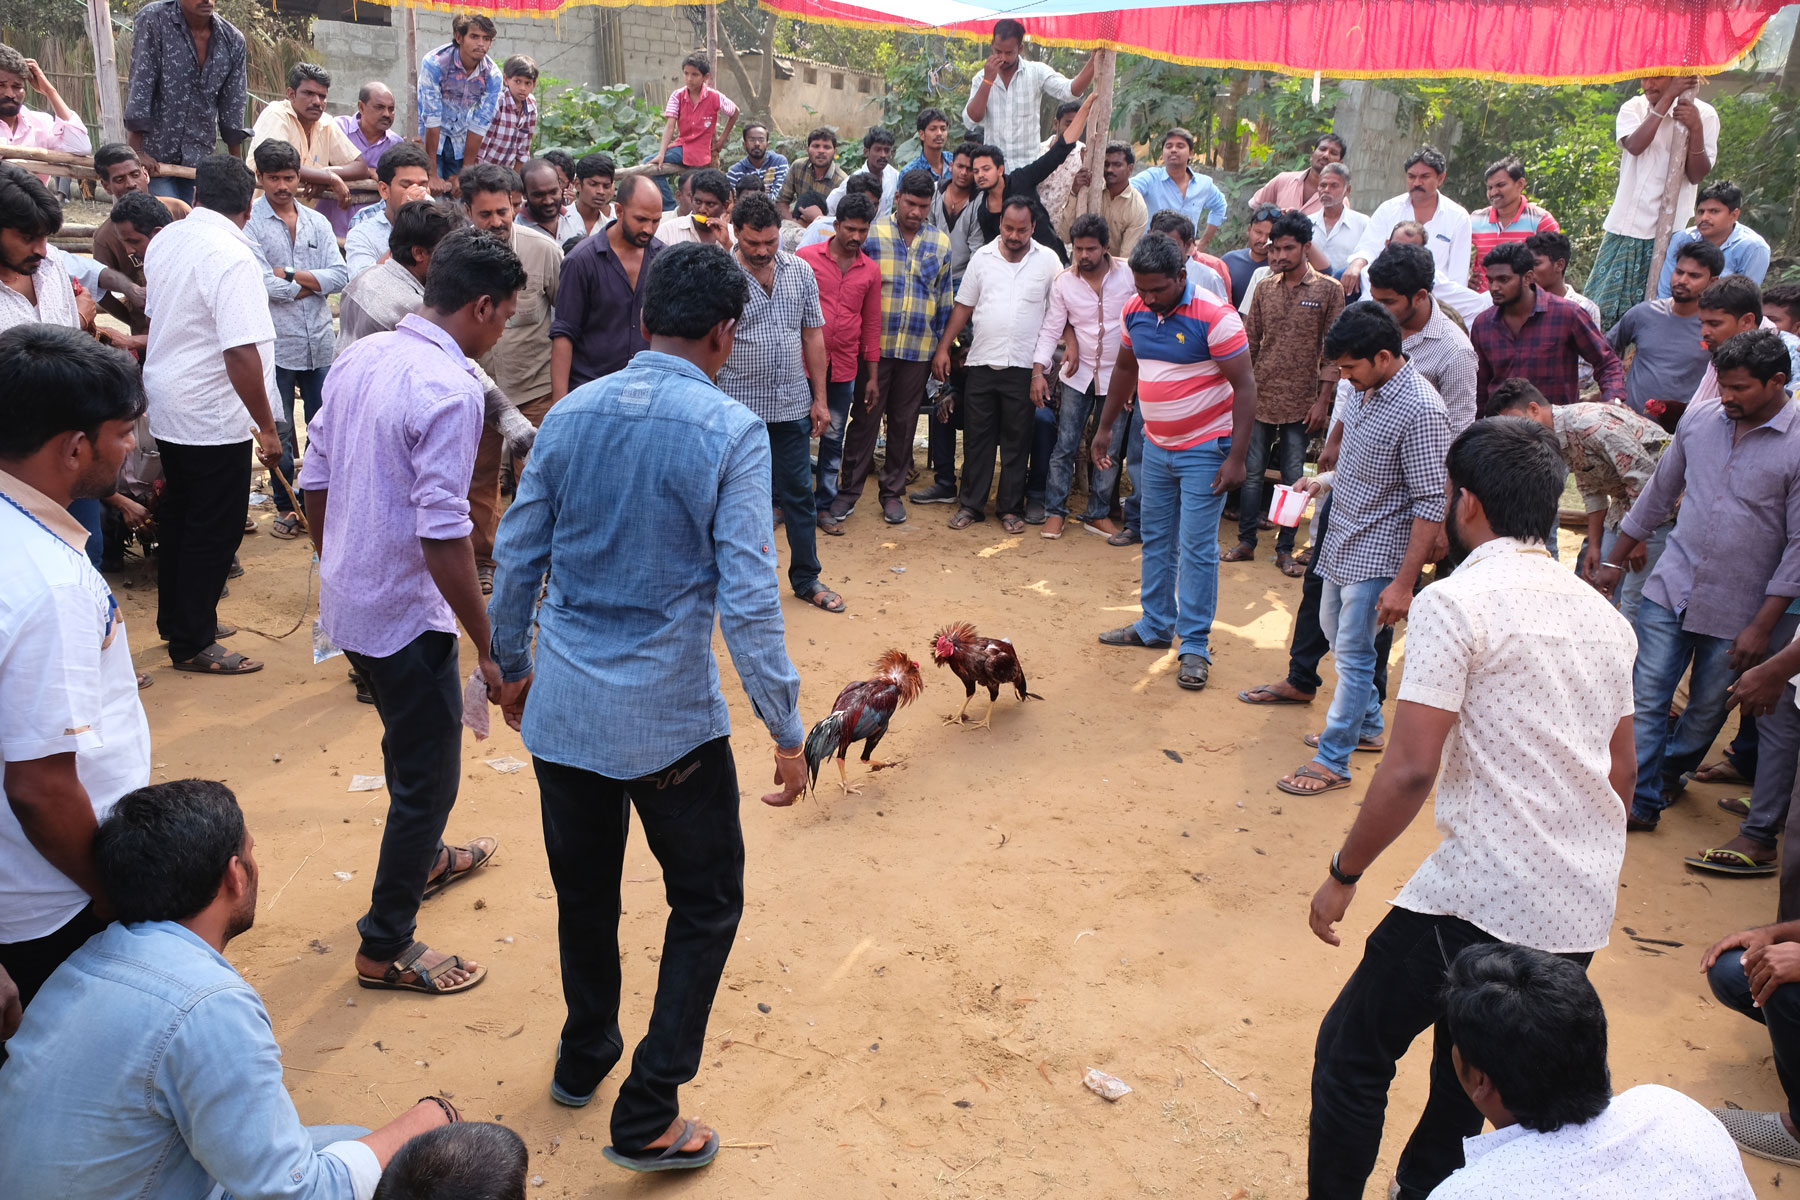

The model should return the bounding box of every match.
[283,267,295,283]
[1329,852,1362,886]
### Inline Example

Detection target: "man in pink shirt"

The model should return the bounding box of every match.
[1246,134,1345,218]
[0,45,91,182]
[647,53,738,209]
[802,192,883,524]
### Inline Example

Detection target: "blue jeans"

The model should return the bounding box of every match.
[1026,402,1056,505]
[767,416,822,597]
[68,498,105,569]
[926,386,963,489]
[1599,520,1672,630]
[148,175,195,205]
[1709,948,1800,1114]
[1314,575,1391,777]
[1119,405,1145,533]
[1238,419,1309,551]
[1629,597,1738,823]
[271,365,328,515]
[436,141,464,185]
[815,376,855,509]
[1045,382,1122,520]
[1134,435,1230,658]
[655,144,686,208]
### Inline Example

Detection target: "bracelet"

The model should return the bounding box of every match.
[1329,852,1363,887]
[774,746,804,760]
[1597,561,1625,574]
[418,1094,459,1123]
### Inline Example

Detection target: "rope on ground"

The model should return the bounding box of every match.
[236,463,317,642]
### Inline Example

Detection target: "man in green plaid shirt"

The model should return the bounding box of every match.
[828,169,954,527]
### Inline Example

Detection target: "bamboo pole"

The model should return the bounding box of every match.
[1644,86,1694,303]
[4,144,380,194]
[405,6,420,139]
[705,3,718,72]
[1079,49,1115,219]
[85,0,125,144]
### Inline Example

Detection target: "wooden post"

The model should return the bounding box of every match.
[1079,48,1115,218]
[1644,85,1694,303]
[85,0,125,144]
[705,3,718,71]
[405,5,420,139]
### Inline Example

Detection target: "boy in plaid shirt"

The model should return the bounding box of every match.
[479,55,539,174]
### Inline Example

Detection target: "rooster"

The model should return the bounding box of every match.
[930,621,1043,729]
[803,649,925,797]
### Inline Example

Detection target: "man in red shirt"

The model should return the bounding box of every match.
[801,192,883,526]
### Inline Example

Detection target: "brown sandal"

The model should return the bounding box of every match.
[421,838,499,900]
[171,643,263,675]
[1276,763,1351,795]
[1304,731,1386,753]
[357,941,487,995]
[1221,542,1255,562]
[948,509,979,530]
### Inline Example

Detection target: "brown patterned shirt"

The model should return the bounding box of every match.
[1243,264,1344,425]
[1551,402,1670,530]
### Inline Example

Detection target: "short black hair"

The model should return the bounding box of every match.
[542,149,575,180]
[1487,377,1548,415]
[1697,179,1743,211]
[459,162,520,203]
[1764,282,1800,317]
[896,168,936,200]
[1249,202,1282,227]
[1162,127,1195,152]
[422,227,527,313]
[252,138,302,176]
[970,143,1005,170]
[1146,209,1195,243]
[1317,132,1348,157]
[1405,145,1449,175]
[388,199,462,270]
[741,121,769,141]
[1484,154,1525,182]
[1524,229,1572,268]
[689,168,731,207]
[1055,100,1082,121]
[837,192,877,225]
[1104,140,1135,166]
[1447,416,1566,539]
[1443,943,1610,1135]
[519,157,561,191]
[794,190,829,217]
[993,18,1026,41]
[194,154,256,216]
[643,241,747,338]
[806,126,838,148]
[681,50,713,76]
[0,162,62,238]
[0,43,26,79]
[1128,231,1186,280]
[1267,208,1314,245]
[1070,212,1109,247]
[1481,242,1537,277]
[916,107,948,131]
[1367,242,1435,298]
[452,13,496,38]
[575,152,614,181]
[1713,327,1791,384]
[734,173,765,195]
[730,191,780,231]
[1325,301,1405,361]
[1699,274,1762,322]
[287,62,331,92]
[377,141,430,185]
[951,142,977,163]
[846,172,883,202]
[113,190,175,238]
[1000,194,1036,224]
[94,142,138,175]
[93,780,247,926]
[863,125,896,150]
[1674,237,1726,278]
[373,1122,529,1200]
[502,53,538,82]
[0,323,146,459]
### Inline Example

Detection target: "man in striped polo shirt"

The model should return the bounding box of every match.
[1090,234,1258,692]
[1468,156,1558,293]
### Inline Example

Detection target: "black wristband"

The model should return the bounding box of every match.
[419,1094,460,1123]
[1329,851,1362,886]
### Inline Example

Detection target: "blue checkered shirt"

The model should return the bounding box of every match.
[717,251,824,424]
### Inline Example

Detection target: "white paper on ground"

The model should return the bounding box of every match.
[348,774,385,792]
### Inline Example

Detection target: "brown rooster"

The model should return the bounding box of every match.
[803,649,924,797]
[930,621,1043,729]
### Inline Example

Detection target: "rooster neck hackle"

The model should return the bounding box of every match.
[930,620,979,663]
[872,647,924,705]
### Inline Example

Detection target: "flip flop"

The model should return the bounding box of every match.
[421,838,499,900]
[1690,759,1749,785]
[1305,732,1386,753]
[356,941,487,995]
[1713,1108,1800,1166]
[1000,514,1026,534]
[948,509,979,530]
[1684,848,1778,876]
[804,587,846,613]
[1277,764,1350,796]
[602,1119,720,1173]
[1718,795,1752,818]
[1238,682,1314,705]
[818,517,846,536]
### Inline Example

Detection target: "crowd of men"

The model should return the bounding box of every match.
[2,9,1800,1197]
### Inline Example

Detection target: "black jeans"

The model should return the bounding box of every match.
[927,387,965,490]
[1710,947,1800,1114]
[1310,907,1595,1199]
[957,365,1033,518]
[0,904,105,1017]
[156,439,250,662]
[344,631,462,962]
[1288,494,1393,698]
[535,739,744,1151]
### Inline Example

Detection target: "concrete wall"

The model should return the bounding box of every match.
[1331,81,1464,214]
[768,58,885,138]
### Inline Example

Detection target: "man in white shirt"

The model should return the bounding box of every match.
[961,19,1095,169]
[1342,145,1472,295]
[655,168,734,250]
[556,152,615,245]
[931,197,1060,534]
[825,127,899,218]
[1306,416,1637,1200]
[143,155,284,677]
[0,324,152,1024]
[1308,163,1367,276]
[1432,943,1754,1199]
[1586,76,1718,330]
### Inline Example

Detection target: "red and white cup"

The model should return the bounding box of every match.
[1269,483,1308,528]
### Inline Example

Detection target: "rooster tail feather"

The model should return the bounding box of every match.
[804,712,844,788]
[1014,669,1044,701]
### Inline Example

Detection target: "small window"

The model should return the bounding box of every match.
[804,66,817,84]
[832,72,844,90]
[858,76,872,94]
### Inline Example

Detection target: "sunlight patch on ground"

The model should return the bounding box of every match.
[976,537,1023,558]
[1214,607,1309,651]
[1021,580,1056,598]
[1130,648,1180,693]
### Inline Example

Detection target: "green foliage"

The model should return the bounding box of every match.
[537,77,664,167]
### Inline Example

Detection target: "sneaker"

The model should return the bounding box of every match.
[1712,1108,1800,1166]
[1107,527,1141,547]
[827,498,855,522]
[1024,499,1047,525]
[478,564,495,595]
[882,499,906,524]
[910,481,959,504]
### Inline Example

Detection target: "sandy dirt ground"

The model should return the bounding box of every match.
[118,485,1786,1199]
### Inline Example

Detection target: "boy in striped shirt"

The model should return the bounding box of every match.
[1090,233,1258,692]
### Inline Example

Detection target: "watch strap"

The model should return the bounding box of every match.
[1329,851,1362,886]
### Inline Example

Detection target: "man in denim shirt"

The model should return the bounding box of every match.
[489,242,807,1173]
[0,780,462,1198]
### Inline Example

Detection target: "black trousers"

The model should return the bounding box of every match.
[1287,494,1393,698]
[957,365,1034,519]
[344,631,461,962]
[535,738,744,1152]
[1309,907,1595,1199]
[156,440,250,661]
[0,904,105,1024]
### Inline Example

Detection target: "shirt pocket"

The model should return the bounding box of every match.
[1726,458,1790,511]
[507,288,544,328]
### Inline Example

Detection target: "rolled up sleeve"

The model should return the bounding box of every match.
[1620,423,1687,541]
[407,388,482,540]
[713,426,804,748]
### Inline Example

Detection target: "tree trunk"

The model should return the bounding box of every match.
[713,3,775,117]
[1218,70,1247,172]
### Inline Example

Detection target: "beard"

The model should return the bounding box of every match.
[223,893,256,943]
[1443,497,1473,568]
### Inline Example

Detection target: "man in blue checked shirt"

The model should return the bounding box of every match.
[488,241,807,1174]
[1131,127,1228,254]
[417,13,502,195]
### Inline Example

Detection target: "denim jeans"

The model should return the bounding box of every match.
[343,631,462,962]
[1709,948,1800,1115]
[67,498,105,569]
[436,142,464,186]
[1314,574,1391,777]
[1310,906,1594,1200]
[654,144,686,208]
[271,365,328,515]
[814,377,855,509]
[1119,405,1144,533]
[1134,435,1230,658]
[1286,495,1394,698]
[1044,382,1122,520]
[1737,612,1799,847]
[148,175,195,205]
[1629,597,1739,823]
[926,387,963,490]
[767,416,822,597]
[1026,402,1056,505]
[1238,420,1308,552]
[1599,519,1672,630]
[534,739,744,1152]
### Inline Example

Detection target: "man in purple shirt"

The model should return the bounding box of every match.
[317,81,403,237]
[1602,329,1800,839]
[298,228,526,997]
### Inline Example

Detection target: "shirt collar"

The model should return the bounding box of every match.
[0,467,89,550]
[1459,1121,1533,1167]
[396,313,476,374]
[626,350,716,386]
[187,205,255,249]
[1459,535,1552,569]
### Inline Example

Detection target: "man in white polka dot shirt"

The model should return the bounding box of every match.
[1304,416,1638,1200]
